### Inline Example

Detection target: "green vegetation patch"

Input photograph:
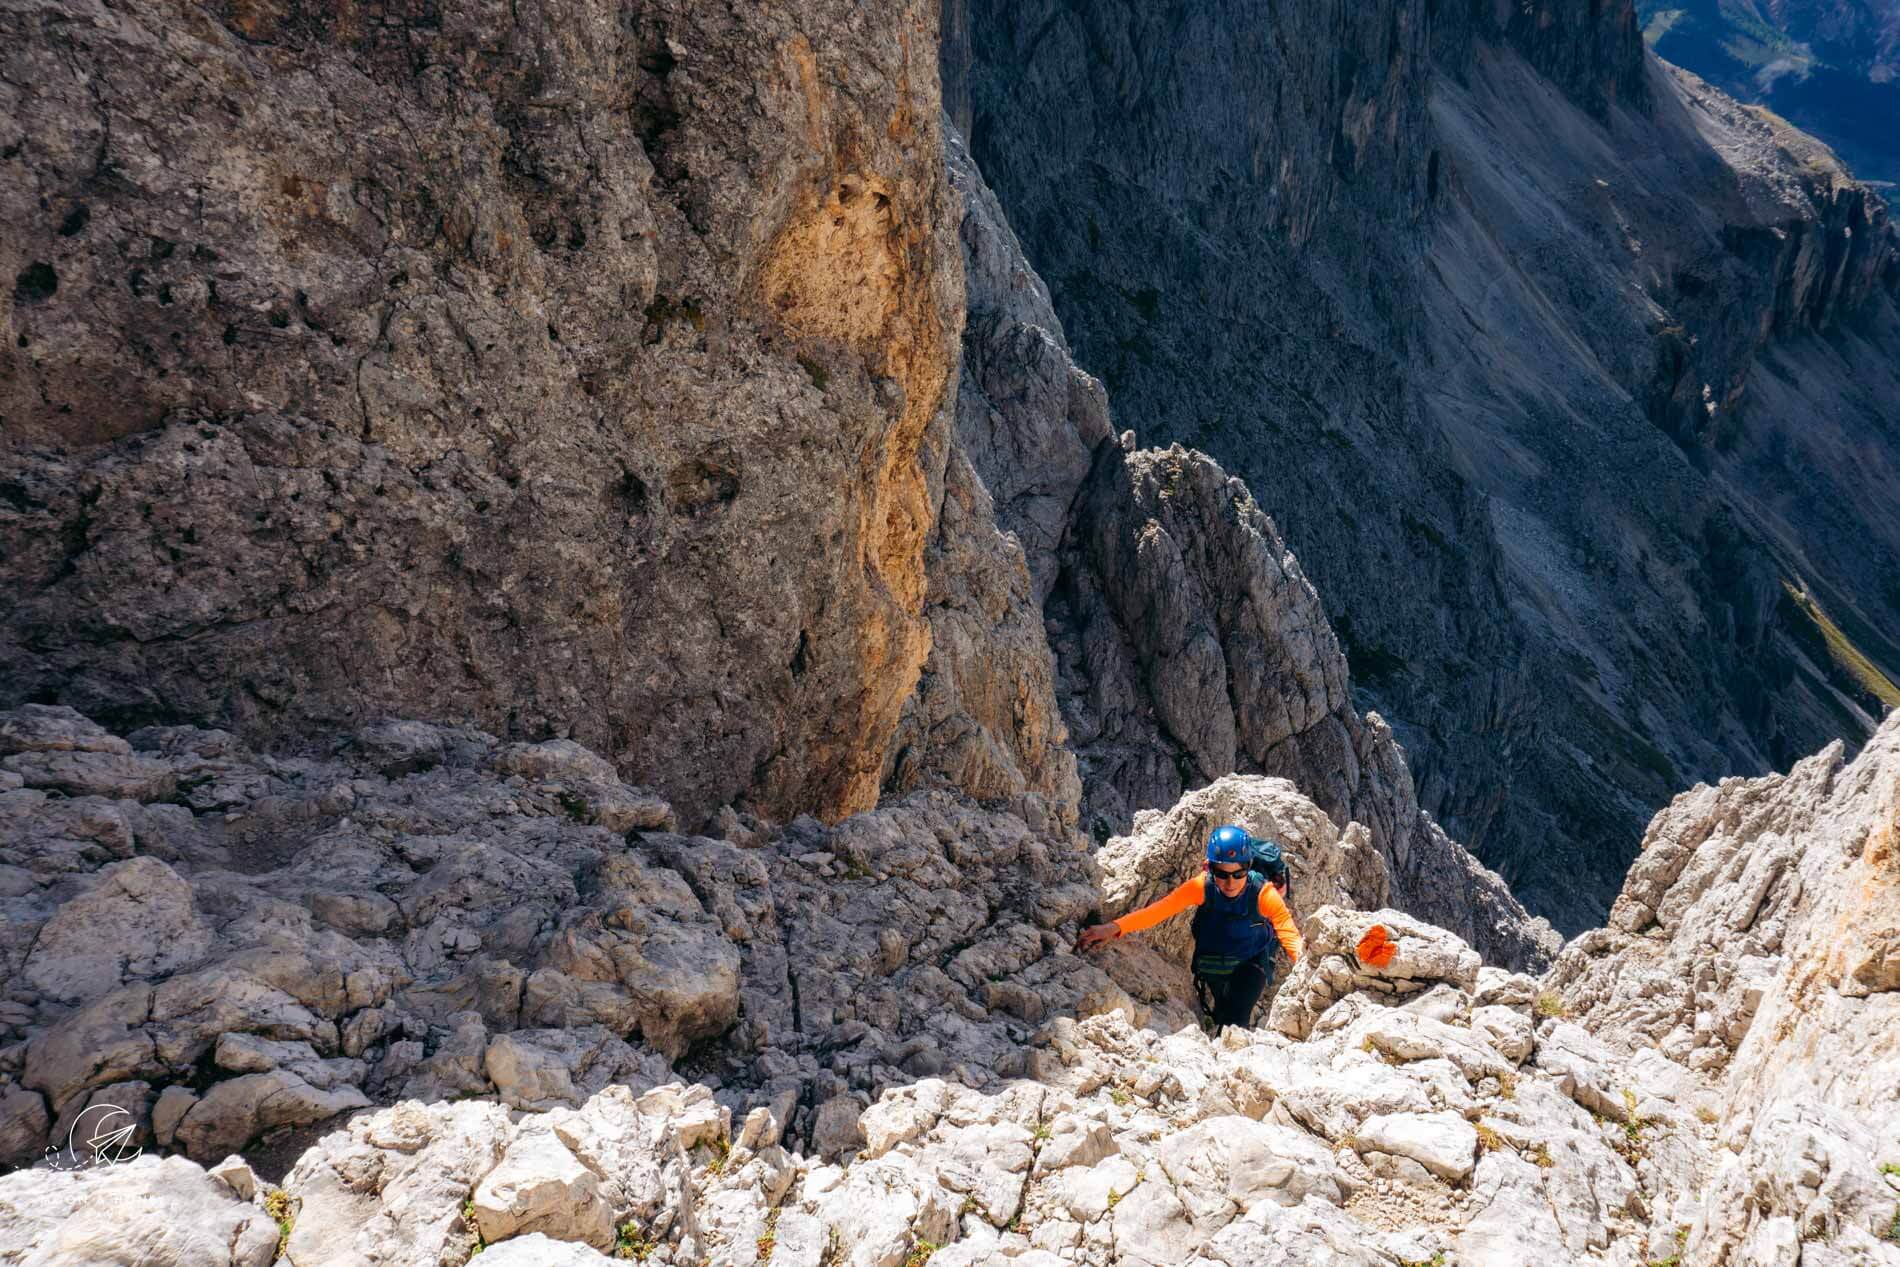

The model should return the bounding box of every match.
[616,1221,658,1261]
[264,1189,296,1259]
[1781,581,1900,709]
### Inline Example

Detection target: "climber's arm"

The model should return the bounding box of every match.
[1258,883,1303,963]
[1113,875,1208,936]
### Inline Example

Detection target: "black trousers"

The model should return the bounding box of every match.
[1197,959,1270,1031]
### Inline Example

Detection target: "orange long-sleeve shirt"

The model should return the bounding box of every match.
[1113,874,1303,963]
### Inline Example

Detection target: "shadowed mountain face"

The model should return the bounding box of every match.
[1638,0,1900,186]
[948,0,1900,933]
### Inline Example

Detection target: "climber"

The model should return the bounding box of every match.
[1075,824,1302,1034]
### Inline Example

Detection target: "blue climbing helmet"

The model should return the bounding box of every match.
[1206,824,1253,867]
[1206,824,1290,889]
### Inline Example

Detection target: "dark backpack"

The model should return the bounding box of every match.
[1250,838,1291,903]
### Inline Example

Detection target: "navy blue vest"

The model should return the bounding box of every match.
[1190,873,1273,978]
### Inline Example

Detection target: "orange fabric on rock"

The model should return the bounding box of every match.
[1113,874,1303,963]
[1356,924,1396,968]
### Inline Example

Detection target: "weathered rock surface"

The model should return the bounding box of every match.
[0,704,1158,1175]
[4,718,1895,1265]
[0,1154,280,1265]
[0,889,1772,1267]
[0,708,740,1165]
[0,0,961,836]
[1552,708,1900,1264]
[879,124,1097,841]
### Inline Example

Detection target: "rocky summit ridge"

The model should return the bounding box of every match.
[1,703,1895,1265]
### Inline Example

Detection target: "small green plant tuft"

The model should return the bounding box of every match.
[1614,1114,1650,1165]
[903,1240,939,1267]
[616,1220,658,1261]
[756,1208,779,1264]
[1106,1186,1122,1210]
[1531,1141,1555,1169]
[263,1188,295,1259]
[1109,1087,1130,1107]
[1496,1070,1518,1101]
[460,1197,486,1260]
[1473,1121,1504,1155]
[1534,991,1567,1019]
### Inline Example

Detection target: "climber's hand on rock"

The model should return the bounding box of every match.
[1077,923,1121,951]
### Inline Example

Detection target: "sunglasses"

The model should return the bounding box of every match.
[1210,865,1248,882]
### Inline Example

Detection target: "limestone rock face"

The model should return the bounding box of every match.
[470,1127,618,1250]
[0,0,961,835]
[880,125,1095,836]
[172,1071,371,1164]
[1551,709,1900,1264]
[0,710,745,1163]
[0,1154,280,1265]
[21,856,214,1004]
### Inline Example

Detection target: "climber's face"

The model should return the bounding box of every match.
[1210,863,1248,893]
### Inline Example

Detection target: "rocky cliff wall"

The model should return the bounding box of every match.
[947,0,1900,932]
[0,0,960,834]
[1550,709,1900,1264]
